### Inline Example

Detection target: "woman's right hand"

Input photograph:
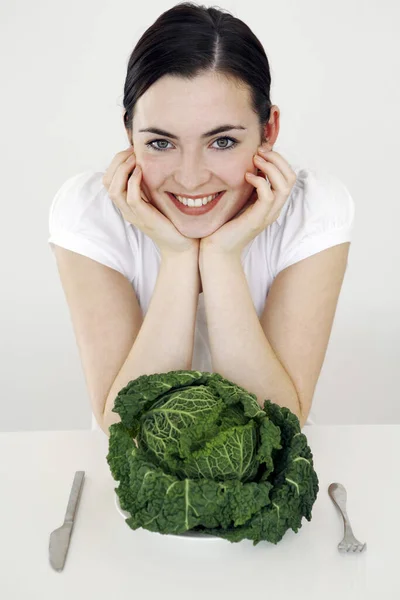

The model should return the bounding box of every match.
[102,147,199,257]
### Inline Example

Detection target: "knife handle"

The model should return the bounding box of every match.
[65,471,85,523]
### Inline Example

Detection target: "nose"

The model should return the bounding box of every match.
[172,151,212,193]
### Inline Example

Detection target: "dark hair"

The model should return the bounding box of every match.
[122,2,272,144]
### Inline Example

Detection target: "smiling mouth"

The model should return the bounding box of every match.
[167,191,226,214]
[170,191,225,206]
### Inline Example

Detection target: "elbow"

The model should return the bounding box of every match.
[93,412,111,437]
[299,413,307,430]
[297,397,313,430]
[101,407,121,437]
[296,397,307,429]
[289,383,308,429]
[100,421,111,438]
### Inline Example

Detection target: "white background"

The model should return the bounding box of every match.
[1,0,398,431]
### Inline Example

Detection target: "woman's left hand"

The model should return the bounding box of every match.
[200,148,297,257]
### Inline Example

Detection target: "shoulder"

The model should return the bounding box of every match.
[266,165,355,276]
[49,169,129,230]
[50,170,106,214]
[48,170,138,281]
[275,165,355,234]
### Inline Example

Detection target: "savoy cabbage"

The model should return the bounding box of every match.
[106,370,319,545]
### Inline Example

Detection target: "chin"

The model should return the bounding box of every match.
[175,220,224,240]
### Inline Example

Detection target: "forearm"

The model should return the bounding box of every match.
[199,248,303,424]
[102,249,200,435]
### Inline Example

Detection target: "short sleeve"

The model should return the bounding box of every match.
[273,168,355,276]
[48,170,137,281]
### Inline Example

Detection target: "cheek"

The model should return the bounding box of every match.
[133,157,161,204]
[216,160,251,189]
[139,157,168,188]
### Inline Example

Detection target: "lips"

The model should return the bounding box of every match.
[167,191,226,215]
[172,191,223,200]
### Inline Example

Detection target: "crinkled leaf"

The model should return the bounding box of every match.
[181,421,258,482]
[122,447,273,534]
[106,370,319,545]
[106,422,135,482]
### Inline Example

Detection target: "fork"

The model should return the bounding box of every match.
[328,482,367,553]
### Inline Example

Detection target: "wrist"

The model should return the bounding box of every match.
[161,246,201,292]
[161,244,199,263]
[199,241,241,266]
[199,249,241,284]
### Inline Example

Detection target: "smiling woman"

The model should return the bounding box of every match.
[48,2,355,436]
[126,68,278,240]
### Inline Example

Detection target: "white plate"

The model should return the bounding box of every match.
[114,492,220,539]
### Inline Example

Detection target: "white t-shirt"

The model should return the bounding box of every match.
[48,165,355,429]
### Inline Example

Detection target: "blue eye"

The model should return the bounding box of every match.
[213,137,238,150]
[145,136,239,152]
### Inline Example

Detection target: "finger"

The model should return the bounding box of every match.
[244,172,286,228]
[253,155,289,192]
[244,170,274,200]
[104,147,135,187]
[127,164,149,205]
[102,146,135,188]
[257,149,297,187]
[107,152,137,212]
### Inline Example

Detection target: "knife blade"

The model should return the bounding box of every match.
[49,470,85,572]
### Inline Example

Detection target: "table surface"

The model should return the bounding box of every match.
[0,425,397,600]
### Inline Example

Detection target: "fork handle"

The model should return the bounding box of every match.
[328,483,355,536]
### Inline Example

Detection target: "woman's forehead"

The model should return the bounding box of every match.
[134,74,254,131]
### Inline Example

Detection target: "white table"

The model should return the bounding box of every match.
[0,425,397,600]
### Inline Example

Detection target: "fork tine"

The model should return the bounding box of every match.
[349,542,366,552]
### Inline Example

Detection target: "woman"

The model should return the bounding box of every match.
[48,2,355,435]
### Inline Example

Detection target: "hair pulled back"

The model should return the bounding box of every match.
[123,2,273,143]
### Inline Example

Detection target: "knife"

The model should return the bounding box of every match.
[49,471,85,572]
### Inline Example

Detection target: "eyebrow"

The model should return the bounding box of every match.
[138,124,247,140]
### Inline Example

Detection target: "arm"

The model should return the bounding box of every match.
[102,248,200,434]
[199,247,301,421]
[199,242,350,429]
[52,244,200,438]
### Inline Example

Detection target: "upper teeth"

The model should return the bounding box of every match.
[175,192,220,207]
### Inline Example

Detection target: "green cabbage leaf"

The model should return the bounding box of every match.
[106,370,319,545]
